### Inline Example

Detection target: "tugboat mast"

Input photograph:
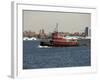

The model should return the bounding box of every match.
[54,23,58,32]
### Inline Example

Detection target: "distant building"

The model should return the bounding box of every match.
[88,27,91,37]
[39,29,47,39]
[85,27,89,37]
[84,27,91,37]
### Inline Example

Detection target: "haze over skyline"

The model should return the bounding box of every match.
[23,10,91,33]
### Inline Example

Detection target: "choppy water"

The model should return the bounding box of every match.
[23,40,91,69]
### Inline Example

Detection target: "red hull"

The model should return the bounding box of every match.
[52,41,79,46]
[51,32,79,46]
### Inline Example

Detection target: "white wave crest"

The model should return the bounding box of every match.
[38,45,51,48]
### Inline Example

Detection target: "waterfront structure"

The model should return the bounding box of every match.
[85,27,88,36]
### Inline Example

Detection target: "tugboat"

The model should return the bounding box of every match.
[40,23,79,47]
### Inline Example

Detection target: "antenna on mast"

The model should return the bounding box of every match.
[54,23,58,32]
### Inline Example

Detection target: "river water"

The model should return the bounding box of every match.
[23,40,91,69]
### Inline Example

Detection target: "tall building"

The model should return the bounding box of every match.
[84,26,91,37]
[85,27,88,36]
[88,27,91,37]
[39,29,46,39]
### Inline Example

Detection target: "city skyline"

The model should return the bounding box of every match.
[23,10,91,33]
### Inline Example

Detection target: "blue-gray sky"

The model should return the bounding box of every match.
[23,10,91,33]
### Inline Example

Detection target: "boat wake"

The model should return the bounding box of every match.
[38,45,52,48]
